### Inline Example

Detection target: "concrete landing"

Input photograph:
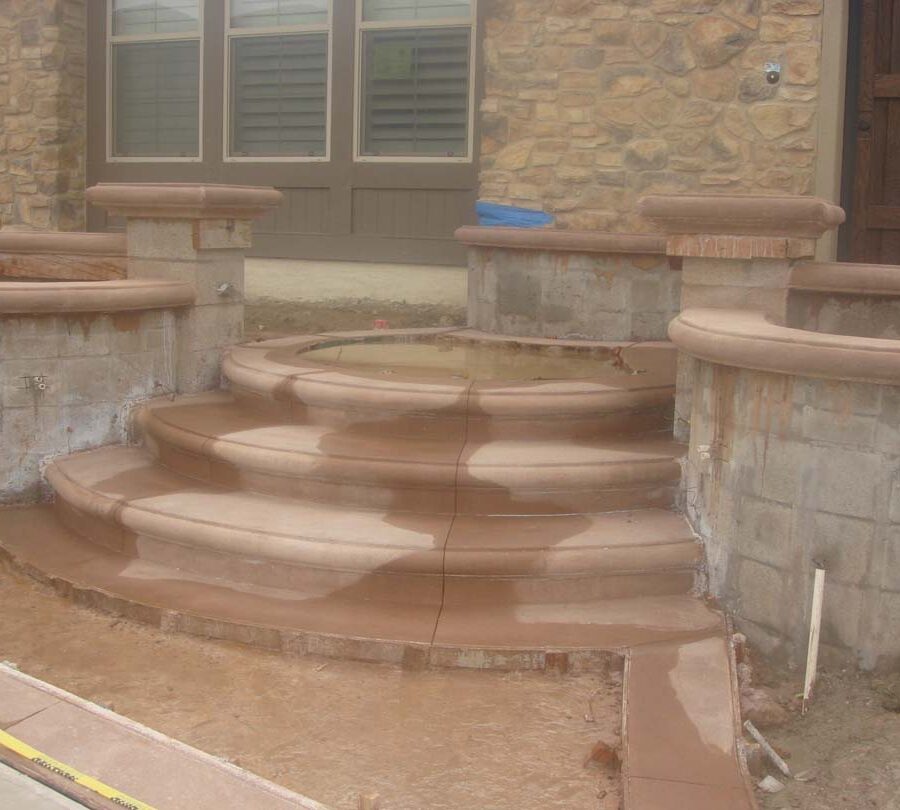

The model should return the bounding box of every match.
[0,665,329,810]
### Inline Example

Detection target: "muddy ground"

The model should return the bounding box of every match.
[754,668,900,809]
[245,298,466,337]
[0,562,621,810]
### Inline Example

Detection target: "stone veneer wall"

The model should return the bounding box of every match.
[480,0,825,231]
[0,0,86,230]
[683,360,900,671]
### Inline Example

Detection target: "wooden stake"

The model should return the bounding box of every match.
[802,564,826,715]
[358,793,381,810]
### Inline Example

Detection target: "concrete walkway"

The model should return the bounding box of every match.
[0,762,84,809]
[0,665,330,810]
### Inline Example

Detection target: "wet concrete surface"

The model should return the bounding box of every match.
[297,337,621,381]
[0,562,622,810]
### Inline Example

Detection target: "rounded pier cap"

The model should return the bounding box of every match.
[0,231,126,256]
[637,194,845,238]
[86,183,284,220]
[0,279,195,314]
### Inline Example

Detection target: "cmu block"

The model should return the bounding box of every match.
[684,360,900,670]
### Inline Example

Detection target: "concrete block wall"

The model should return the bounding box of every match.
[683,359,900,671]
[0,308,177,502]
[468,247,679,340]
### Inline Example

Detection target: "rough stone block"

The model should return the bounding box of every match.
[736,558,787,630]
[801,404,876,448]
[735,496,793,568]
[60,355,112,406]
[193,218,253,251]
[126,219,197,261]
[807,447,881,520]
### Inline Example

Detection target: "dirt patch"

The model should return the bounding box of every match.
[0,562,622,810]
[245,297,466,338]
[752,669,900,809]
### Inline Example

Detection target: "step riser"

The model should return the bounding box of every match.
[147,435,679,514]
[231,385,674,441]
[442,572,697,603]
[53,495,697,602]
[54,499,446,605]
[141,408,682,515]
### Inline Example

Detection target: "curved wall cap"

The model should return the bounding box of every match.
[0,231,126,256]
[0,279,195,314]
[86,183,284,220]
[454,226,666,256]
[637,194,845,238]
[791,261,900,297]
[669,307,900,385]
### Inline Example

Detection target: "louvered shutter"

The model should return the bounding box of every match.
[361,0,471,22]
[230,0,328,28]
[361,27,470,157]
[112,0,199,35]
[230,34,329,157]
[112,40,200,157]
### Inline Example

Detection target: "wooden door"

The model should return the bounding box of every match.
[847,0,900,263]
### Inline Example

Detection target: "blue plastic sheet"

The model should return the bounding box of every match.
[476,201,553,228]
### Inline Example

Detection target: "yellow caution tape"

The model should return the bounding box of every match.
[0,728,157,810]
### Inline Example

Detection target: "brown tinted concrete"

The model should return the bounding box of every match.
[623,636,755,809]
[0,279,194,314]
[0,666,326,810]
[637,194,845,238]
[670,308,900,384]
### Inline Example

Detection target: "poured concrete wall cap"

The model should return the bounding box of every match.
[0,231,126,256]
[455,226,666,255]
[637,194,845,238]
[791,261,900,296]
[86,183,284,220]
[669,307,900,385]
[0,279,195,314]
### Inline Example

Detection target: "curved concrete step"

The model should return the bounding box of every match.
[45,446,698,603]
[139,395,682,515]
[0,505,719,668]
[224,332,676,440]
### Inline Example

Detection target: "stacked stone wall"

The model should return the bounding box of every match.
[480,0,825,231]
[0,0,86,230]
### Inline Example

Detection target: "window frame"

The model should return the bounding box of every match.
[353,0,477,164]
[223,0,333,163]
[105,0,205,163]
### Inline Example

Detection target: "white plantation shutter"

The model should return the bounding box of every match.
[361,27,470,157]
[362,0,471,22]
[230,0,329,28]
[230,34,329,157]
[112,40,200,158]
[112,0,199,35]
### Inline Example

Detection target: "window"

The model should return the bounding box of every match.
[108,1,202,159]
[226,0,331,160]
[357,0,475,160]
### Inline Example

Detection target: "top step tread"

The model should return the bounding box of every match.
[143,394,684,467]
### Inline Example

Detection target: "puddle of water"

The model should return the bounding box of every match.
[296,336,627,381]
[0,565,622,810]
